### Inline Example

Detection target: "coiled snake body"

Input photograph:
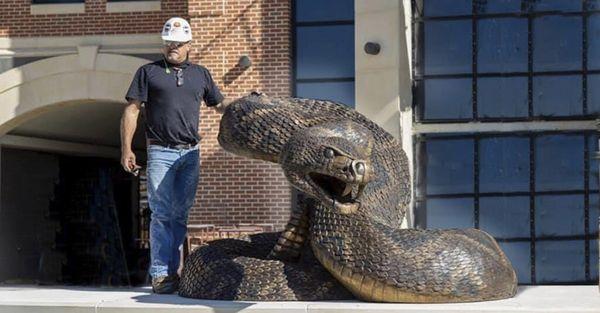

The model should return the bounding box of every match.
[179,94,517,302]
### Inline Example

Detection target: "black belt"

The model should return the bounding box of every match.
[147,139,196,150]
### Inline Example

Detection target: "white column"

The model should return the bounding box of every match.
[355,0,414,227]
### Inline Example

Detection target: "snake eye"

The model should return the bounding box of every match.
[324,148,335,159]
[355,162,365,175]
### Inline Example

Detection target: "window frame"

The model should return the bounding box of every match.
[30,0,83,4]
[411,0,600,285]
[412,0,600,123]
[291,0,356,107]
[414,130,598,285]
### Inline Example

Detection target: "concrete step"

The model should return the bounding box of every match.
[0,285,598,313]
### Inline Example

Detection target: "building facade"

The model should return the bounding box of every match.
[0,0,294,285]
[0,0,597,287]
[356,0,599,286]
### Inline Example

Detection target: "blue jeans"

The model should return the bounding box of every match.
[146,144,200,278]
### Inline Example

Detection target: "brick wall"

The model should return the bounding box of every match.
[0,0,293,229]
[189,0,292,229]
[0,0,186,37]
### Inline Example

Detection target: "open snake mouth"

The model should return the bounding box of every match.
[308,172,366,214]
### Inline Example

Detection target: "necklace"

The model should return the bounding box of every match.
[163,58,171,74]
[163,58,185,86]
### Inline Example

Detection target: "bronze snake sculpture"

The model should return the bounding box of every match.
[179,93,518,302]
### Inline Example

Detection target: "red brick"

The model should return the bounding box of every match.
[0,0,292,229]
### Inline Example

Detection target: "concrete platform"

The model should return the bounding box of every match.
[0,285,599,313]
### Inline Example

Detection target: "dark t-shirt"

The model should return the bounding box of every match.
[125,60,224,145]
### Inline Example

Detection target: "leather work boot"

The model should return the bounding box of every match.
[152,275,179,294]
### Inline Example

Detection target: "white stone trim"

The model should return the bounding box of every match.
[77,45,99,70]
[413,120,597,134]
[106,0,161,13]
[0,135,121,158]
[355,0,414,227]
[0,52,149,136]
[0,34,162,57]
[30,3,85,15]
[0,285,599,312]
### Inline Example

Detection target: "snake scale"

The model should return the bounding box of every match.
[179,93,518,302]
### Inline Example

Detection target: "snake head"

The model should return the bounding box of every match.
[281,121,375,215]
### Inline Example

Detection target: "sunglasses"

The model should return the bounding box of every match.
[163,41,189,49]
[175,68,184,86]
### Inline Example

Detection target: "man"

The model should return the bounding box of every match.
[120,17,230,294]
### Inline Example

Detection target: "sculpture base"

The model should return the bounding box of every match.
[0,285,598,313]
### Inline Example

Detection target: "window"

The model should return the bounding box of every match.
[413,0,600,284]
[416,133,598,284]
[292,0,355,107]
[414,0,598,123]
[31,0,83,3]
[30,0,85,14]
[105,0,161,13]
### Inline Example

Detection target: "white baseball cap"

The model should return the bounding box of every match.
[161,17,192,42]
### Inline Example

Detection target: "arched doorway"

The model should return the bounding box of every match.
[0,52,150,286]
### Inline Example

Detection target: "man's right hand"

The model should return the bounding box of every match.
[121,150,140,175]
[120,100,142,175]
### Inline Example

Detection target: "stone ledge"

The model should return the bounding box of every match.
[106,1,161,13]
[0,285,598,313]
[30,3,85,15]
